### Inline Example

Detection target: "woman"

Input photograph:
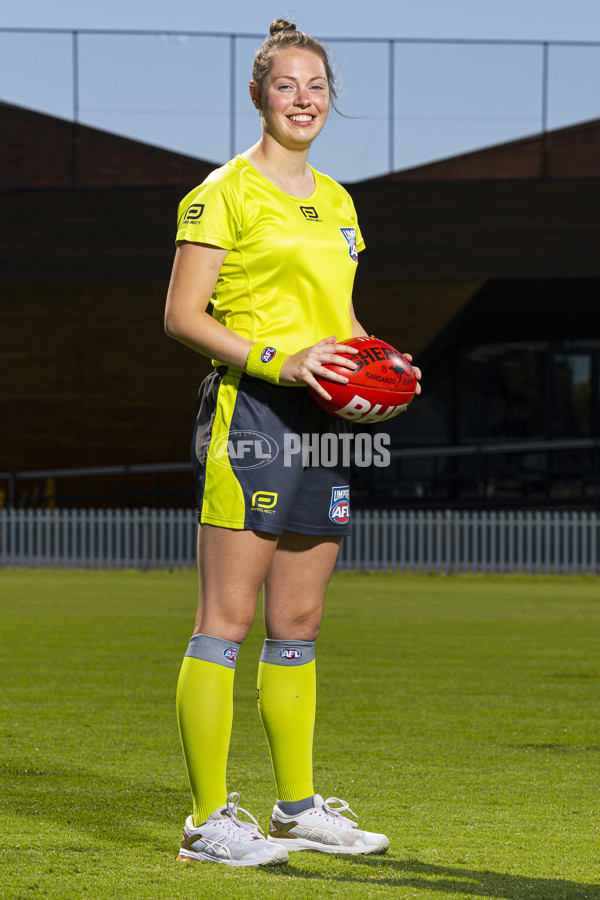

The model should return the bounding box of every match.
[165,19,420,867]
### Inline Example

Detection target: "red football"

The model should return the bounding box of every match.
[309,336,417,423]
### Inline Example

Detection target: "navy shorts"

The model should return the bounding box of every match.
[191,367,351,536]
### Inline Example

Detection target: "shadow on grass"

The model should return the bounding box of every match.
[267,856,600,900]
[4,764,598,899]
[1,760,186,854]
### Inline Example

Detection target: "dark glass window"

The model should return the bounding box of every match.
[552,354,591,438]
[458,343,546,442]
[387,364,450,447]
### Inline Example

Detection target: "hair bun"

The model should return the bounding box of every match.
[270,19,296,35]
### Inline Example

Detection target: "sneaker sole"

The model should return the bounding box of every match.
[267,836,389,855]
[177,848,288,867]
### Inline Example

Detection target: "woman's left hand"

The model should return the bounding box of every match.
[403,353,422,395]
[279,335,359,401]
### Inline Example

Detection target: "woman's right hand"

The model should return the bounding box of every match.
[279,336,358,401]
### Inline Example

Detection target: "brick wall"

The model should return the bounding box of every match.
[0,101,218,189]
[376,118,600,182]
[2,104,600,475]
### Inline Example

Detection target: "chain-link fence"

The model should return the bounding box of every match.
[1,28,600,181]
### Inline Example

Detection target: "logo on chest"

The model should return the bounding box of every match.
[300,205,322,222]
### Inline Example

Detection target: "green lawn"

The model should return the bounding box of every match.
[0,570,599,899]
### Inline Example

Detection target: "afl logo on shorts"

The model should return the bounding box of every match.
[280,648,302,660]
[223,647,238,662]
[340,227,359,262]
[261,347,276,363]
[329,486,350,525]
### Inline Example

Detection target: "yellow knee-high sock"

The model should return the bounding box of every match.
[176,634,240,825]
[257,639,316,802]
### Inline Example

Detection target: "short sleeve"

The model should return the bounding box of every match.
[175,166,242,249]
[350,197,365,253]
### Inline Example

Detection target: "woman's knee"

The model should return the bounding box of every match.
[194,595,258,644]
[264,604,323,641]
[192,623,254,643]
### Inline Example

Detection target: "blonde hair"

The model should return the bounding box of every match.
[251,19,340,110]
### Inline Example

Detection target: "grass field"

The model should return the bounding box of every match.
[0,570,599,900]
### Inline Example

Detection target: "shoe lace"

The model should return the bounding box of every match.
[221,791,264,841]
[321,797,358,829]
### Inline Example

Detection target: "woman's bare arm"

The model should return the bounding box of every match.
[165,242,360,399]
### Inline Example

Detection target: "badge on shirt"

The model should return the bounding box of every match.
[340,227,358,262]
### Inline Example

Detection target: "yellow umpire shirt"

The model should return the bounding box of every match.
[175,156,365,359]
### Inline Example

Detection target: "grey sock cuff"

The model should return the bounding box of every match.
[185,634,241,669]
[260,638,315,667]
[277,795,315,815]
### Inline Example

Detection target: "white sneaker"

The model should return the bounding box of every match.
[177,792,289,866]
[268,795,390,855]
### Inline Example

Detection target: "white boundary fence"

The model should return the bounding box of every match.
[1,508,599,575]
[337,509,600,575]
[0,508,197,572]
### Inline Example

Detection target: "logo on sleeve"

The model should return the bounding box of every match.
[340,227,358,262]
[329,486,350,524]
[184,203,205,222]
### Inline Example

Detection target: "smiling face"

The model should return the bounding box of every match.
[250,47,330,151]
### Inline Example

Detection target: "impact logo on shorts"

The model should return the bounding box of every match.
[280,647,302,660]
[340,227,358,262]
[261,347,276,363]
[223,647,238,662]
[329,486,350,525]
[208,431,279,470]
[183,203,205,222]
[251,491,278,513]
